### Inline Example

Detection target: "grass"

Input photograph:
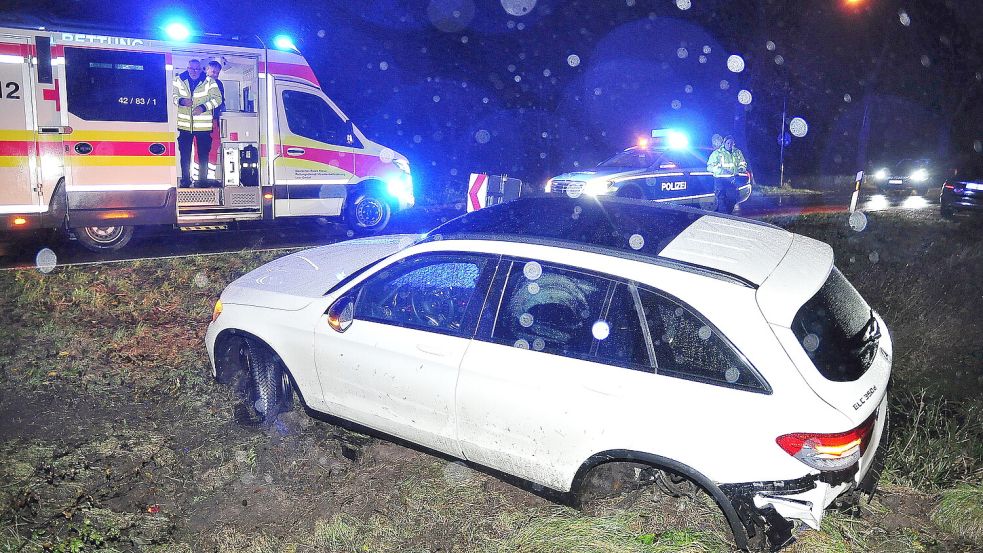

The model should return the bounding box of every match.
[931,483,983,545]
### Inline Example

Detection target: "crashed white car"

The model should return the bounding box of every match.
[206,196,891,550]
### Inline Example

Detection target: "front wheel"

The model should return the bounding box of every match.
[241,340,293,424]
[345,190,392,235]
[73,225,134,252]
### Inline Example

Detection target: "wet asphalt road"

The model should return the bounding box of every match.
[0,191,942,271]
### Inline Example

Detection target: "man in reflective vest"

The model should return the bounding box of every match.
[706,135,748,214]
[173,59,222,187]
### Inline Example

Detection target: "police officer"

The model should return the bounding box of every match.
[205,60,226,184]
[706,135,748,214]
[173,59,222,187]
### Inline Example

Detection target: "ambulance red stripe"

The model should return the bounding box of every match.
[65,141,175,157]
[0,141,32,156]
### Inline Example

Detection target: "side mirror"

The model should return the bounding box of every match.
[326,295,354,333]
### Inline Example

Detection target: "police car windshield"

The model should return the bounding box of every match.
[596,150,660,169]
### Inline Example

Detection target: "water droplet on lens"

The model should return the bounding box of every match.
[849,211,868,232]
[698,325,711,341]
[514,339,530,349]
[35,248,57,273]
[523,261,542,280]
[803,333,820,352]
[592,320,610,340]
[629,234,644,250]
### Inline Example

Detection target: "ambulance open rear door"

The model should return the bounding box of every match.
[0,36,42,230]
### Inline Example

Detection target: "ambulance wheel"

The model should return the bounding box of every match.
[346,191,392,234]
[74,225,134,252]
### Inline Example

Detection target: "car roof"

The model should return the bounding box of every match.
[425,196,793,287]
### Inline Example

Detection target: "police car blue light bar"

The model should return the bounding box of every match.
[163,21,192,41]
[651,128,690,150]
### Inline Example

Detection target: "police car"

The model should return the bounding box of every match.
[207,196,890,551]
[545,139,752,213]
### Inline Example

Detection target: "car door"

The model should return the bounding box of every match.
[274,83,355,216]
[456,259,637,490]
[0,37,41,216]
[313,252,498,457]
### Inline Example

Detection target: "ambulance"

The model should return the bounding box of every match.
[0,20,414,251]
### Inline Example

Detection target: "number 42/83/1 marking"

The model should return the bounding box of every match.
[1,81,21,99]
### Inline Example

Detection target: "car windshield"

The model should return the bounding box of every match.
[596,150,659,169]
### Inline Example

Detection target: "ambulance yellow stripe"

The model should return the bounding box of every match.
[0,156,22,167]
[67,156,176,167]
[68,131,174,142]
[0,130,36,140]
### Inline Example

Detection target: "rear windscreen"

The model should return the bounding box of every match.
[791,267,881,382]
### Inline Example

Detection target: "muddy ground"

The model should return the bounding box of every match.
[1,206,982,552]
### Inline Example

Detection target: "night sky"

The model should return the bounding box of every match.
[3,0,981,201]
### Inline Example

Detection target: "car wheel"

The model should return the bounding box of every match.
[346,190,392,234]
[616,187,643,200]
[940,205,955,219]
[241,339,293,423]
[74,225,134,252]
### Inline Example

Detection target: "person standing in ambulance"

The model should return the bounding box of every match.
[205,60,226,185]
[173,59,222,187]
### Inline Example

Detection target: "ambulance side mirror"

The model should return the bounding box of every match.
[345,121,361,148]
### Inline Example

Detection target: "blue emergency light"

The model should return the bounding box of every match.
[163,21,192,41]
[651,129,690,150]
[273,35,297,51]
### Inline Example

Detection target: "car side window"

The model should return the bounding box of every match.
[490,261,610,359]
[354,254,489,336]
[637,287,766,391]
[595,283,656,372]
[282,89,349,146]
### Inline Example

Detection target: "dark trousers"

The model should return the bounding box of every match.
[713,176,738,214]
[177,129,213,186]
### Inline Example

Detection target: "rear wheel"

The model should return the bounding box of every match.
[940,205,955,219]
[74,225,134,252]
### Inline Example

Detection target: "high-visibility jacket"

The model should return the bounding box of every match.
[173,72,222,132]
[707,146,748,177]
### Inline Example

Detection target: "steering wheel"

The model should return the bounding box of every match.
[410,287,458,328]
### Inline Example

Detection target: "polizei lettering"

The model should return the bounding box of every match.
[661,181,687,191]
[853,385,877,411]
[60,33,145,46]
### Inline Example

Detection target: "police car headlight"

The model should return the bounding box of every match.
[874,168,888,180]
[584,180,611,196]
[394,158,411,174]
[910,168,928,182]
[544,179,554,193]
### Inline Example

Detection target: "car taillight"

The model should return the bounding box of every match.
[776,411,877,471]
[212,299,223,322]
[943,181,955,190]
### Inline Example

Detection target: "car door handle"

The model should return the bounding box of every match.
[416,343,446,357]
[286,147,305,156]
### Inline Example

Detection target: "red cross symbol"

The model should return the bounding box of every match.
[41,79,61,111]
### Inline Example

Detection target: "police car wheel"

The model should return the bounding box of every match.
[74,225,135,252]
[347,192,392,233]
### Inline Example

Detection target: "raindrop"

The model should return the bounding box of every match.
[737,89,752,104]
[802,333,820,352]
[379,61,389,70]
[346,229,355,237]
[626,0,635,5]
[573,206,582,214]
[35,248,57,273]
[766,40,776,51]
[413,135,423,143]
[974,140,982,153]
[677,47,688,59]
[920,55,930,67]
[517,22,525,30]
[675,0,691,10]
[519,313,534,327]
[674,307,683,316]
[433,95,441,102]
[450,168,458,176]
[629,234,644,250]
[849,211,868,232]
[543,68,551,77]
[539,152,546,159]
[592,320,610,340]
[684,84,693,93]
[725,366,740,383]
[317,29,326,38]
[789,117,808,137]
[461,36,469,43]
[671,99,682,110]
[702,45,711,54]
[593,87,602,95]
[566,186,583,198]
[379,147,396,163]
[541,131,549,138]
[514,339,530,349]
[774,55,784,65]
[567,54,581,67]
[527,282,540,295]
[474,129,491,143]
[727,54,745,73]
[523,261,543,280]
[899,9,911,26]
[869,251,879,263]
[507,64,516,72]
[514,75,521,82]
[698,325,712,341]
[719,80,730,90]
[532,338,545,351]
[482,97,489,104]
[844,93,852,102]
[193,272,209,288]
[698,55,707,64]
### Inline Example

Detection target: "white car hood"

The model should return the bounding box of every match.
[221,234,419,310]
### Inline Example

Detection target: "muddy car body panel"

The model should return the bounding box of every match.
[206,196,891,551]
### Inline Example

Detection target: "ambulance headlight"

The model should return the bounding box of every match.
[386,174,414,203]
[584,180,611,196]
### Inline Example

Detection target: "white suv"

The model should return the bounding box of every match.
[206,196,891,550]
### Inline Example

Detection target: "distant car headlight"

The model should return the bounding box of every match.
[874,168,888,180]
[584,179,611,195]
[910,168,928,182]
[544,179,554,193]
[393,158,410,174]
